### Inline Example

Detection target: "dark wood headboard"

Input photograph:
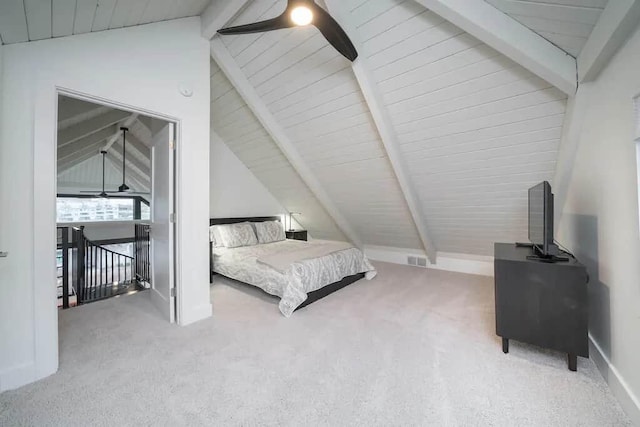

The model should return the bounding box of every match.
[210,216,281,226]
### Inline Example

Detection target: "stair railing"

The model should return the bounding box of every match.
[134,223,151,285]
[72,226,135,304]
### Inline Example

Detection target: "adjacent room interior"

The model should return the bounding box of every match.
[1,0,640,425]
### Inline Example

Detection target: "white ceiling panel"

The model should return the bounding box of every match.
[352,0,568,256]
[0,0,29,44]
[219,6,425,249]
[56,95,157,194]
[486,0,609,57]
[210,60,347,242]
[0,0,209,45]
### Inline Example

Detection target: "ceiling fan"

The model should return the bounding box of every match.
[80,150,110,198]
[217,0,358,62]
[80,127,149,197]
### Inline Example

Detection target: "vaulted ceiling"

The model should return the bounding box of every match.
[486,0,609,57]
[57,96,157,195]
[1,0,634,258]
[207,0,592,256]
[0,0,210,45]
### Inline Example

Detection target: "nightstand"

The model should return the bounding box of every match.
[286,230,307,241]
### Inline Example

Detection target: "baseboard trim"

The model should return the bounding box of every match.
[0,362,42,393]
[589,334,640,425]
[363,245,494,277]
[179,302,212,326]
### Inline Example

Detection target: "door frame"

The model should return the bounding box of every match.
[33,85,182,377]
[150,122,178,323]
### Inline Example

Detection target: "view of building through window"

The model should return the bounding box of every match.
[56,197,150,222]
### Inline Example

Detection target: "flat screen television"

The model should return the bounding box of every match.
[528,181,559,257]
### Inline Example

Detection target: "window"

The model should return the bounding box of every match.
[141,201,151,220]
[57,197,149,222]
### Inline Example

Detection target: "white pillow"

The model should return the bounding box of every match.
[209,226,221,246]
[216,222,258,248]
[254,220,285,244]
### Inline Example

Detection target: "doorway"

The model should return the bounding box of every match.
[55,93,178,322]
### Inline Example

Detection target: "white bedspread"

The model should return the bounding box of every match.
[212,239,377,317]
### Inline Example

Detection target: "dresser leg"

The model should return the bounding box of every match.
[568,354,577,371]
[502,337,509,354]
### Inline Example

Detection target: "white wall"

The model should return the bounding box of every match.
[210,131,285,218]
[554,24,640,424]
[0,18,211,392]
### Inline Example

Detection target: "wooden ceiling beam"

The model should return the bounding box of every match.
[108,141,151,179]
[413,0,577,96]
[101,113,139,152]
[57,125,114,161]
[105,152,150,192]
[325,0,437,263]
[57,109,129,147]
[58,147,102,174]
[210,38,363,247]
[578,0,640,82]
[121,130,151,165]
[201,0,250,40]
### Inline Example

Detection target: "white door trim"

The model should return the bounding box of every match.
[29,83,182,387]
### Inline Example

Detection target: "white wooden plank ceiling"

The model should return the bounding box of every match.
[485,0,609,57]
[58,153,124,192]
[210,59,348,242]
[57,96,155,194]
[351,0,567,255]
[209,0,570,256]
[218,0,425,249]
[0,0,210,45]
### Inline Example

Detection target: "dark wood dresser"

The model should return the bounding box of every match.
[494,243,589,371]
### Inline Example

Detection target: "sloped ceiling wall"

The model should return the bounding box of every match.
[211,0,569,256]
[56,96,159,195]
[485,0,608,57]
[351,0,568,255]
[210,59,347,241]
[215,0,424,249]
[58,154,125,192]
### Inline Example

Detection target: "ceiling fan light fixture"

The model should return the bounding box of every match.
[290,6,313,26]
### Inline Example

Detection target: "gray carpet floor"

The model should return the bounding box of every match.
[0,261,631,426]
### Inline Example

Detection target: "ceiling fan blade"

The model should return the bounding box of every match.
[311,4,358,62]
[104,189,149,195]
[217,14,293,35]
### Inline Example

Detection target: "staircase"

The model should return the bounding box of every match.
[57,225,150,308]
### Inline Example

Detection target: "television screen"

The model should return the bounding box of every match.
[528,182,546,250]
[528,181,557,256]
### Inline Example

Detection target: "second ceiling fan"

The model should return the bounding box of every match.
[217,0,358,62]
[80,127,149,197]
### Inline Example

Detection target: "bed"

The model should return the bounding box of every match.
[209,217,377,316]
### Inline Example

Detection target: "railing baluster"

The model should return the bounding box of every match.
[61,227,69,309]
[111,252,114,296]
[91,245,94,301]
[87,241,91,303]
[65,226,141,305]
[103,248,107,298]
[92,245,95,301]
[84,239,88,302]
[101,247,105,299]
